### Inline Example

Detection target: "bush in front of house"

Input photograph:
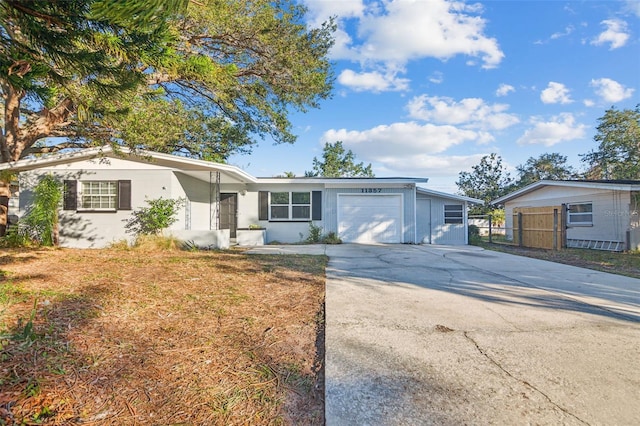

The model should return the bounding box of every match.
[468,224,482,245]
[124,197,184,237]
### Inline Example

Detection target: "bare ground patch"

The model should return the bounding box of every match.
[0,248,326,425]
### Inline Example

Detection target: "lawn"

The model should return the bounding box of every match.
[478,240,640,280]
[0,247,326,425]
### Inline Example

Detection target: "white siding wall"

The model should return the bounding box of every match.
[246,183,324,244]
[20,159,175,248]
[630,191,640,250]
[504,186,632,244]
[417,194,467,245]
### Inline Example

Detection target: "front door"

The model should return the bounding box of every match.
[220,193,237,238]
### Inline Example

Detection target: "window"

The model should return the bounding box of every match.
[568,202,593,226]
[269,191,311,220]
[444,204,463,224]
[80,181,117,210]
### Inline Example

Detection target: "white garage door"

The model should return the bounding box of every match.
[338,194,403,243]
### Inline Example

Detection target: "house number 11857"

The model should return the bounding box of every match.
[361,188,382,193]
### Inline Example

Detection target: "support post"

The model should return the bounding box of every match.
[553,208,558,250]
[488,214,493,243]
[517,212,523,247]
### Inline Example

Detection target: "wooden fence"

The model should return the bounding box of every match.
[513,206,566,250]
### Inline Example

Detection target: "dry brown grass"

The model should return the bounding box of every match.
[0,247,326,425]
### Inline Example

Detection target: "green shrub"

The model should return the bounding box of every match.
[321,232,342,244]
[305,222,342,244]
[125,197,184,236]
[468,224,482,245]
[306,222,323,243]
[0,175,61,247]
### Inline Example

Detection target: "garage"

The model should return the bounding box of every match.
[337,194,403,243]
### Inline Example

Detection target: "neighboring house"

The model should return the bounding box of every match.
[493,180,640,251]
[2,146,479,248]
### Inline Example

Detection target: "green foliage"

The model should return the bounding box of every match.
[468,225,482,245]
[1,175,62,247]
[305,222,342,244]
[321,232,342,245]
[456,153,513,215]
[307,141,374,177]
[581,106,640,179]
[124,197,184,236]
[1,0,335,165]
[489,209,506,226]
[306,222,323,243]
[515,153,577,188]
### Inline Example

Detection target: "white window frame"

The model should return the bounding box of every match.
[269,191,311,221]
[79,181,118,211]
[567,202,593,226]
[444,204,463,224]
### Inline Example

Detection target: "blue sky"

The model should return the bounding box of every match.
[229,0,640,193]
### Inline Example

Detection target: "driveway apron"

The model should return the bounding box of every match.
[323,244,640,425]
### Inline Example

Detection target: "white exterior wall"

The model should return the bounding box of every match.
[20,158,175,248]
[246,183,324,244]
[417,194,468,245]
[504,186,632,245]
[630,192,640,250]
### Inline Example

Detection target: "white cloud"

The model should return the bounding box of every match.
[540,82,573,104]
[551,25,575,40]
[307,0,503,74]
[372,153,489,178]
[321,122,483,159]
[517,113,587,146]
[356,1,504,69]
[589,78,635,103]
[429,71,444,84]
[407,95,519,131]
[338,69,410,92]
[583,99,596,107]
[623,0,640,17]
[591,19,630,49]
[496,84,515,97]
[302,0,364,22]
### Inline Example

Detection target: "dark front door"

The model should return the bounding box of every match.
[220,193,238,238]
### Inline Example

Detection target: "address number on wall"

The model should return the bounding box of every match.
[361,188,382,193]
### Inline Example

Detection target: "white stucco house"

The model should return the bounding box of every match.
[493,180,640,251]
[2,146,480,248]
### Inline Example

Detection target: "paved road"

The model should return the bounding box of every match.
[250,244,640,425]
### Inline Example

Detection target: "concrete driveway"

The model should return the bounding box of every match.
[250,244,640,425]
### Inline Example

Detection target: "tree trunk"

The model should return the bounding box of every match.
[0,179,11,236]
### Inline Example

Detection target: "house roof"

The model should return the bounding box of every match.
[0,146,259,184]
[492,179,640,205]
[416,187,483,204]
[256,177,429,185]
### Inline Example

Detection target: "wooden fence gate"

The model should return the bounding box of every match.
[513,206,566,250]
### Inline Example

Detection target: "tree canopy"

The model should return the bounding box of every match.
[0,0,335,162]
[581,105,640,180]
[514,153,577,188]
[306,141,374,178]
[456,153,512,214]
[0,0,335,234]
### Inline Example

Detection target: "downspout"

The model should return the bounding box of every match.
[464,201,469,245]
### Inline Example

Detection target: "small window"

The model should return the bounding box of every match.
[269,191,311,220]
[444,204,463,224]
[80,181,117,210]
[568,202,593,226]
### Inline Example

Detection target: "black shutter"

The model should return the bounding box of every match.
[118,180,132,210]
[63,180,77,210]
[259,191,268,220]
[312,191,322,220]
